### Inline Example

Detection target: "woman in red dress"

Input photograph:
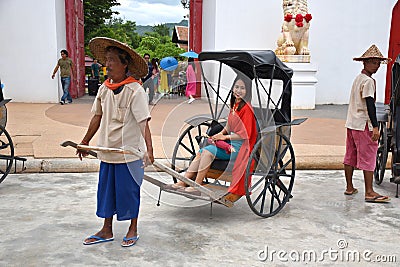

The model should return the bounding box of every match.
[168,73,257,201]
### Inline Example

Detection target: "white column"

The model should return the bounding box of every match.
[286,63,318,109]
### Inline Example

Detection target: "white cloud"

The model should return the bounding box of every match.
[113,0,188,25]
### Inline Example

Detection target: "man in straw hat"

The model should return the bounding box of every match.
[343,44,391,203]
[77,37,154,247]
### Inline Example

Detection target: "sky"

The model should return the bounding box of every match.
[112,0,188,26]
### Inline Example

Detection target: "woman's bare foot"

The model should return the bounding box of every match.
[165,181,187,190]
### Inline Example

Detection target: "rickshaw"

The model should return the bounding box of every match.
[150,50,305,218]
[0,79,26,184]
[73,50,306,218]
[374,54,400,197]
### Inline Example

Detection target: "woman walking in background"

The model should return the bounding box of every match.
[151,58,160,94]
[185,57,196,104]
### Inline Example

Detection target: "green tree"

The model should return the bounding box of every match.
[85,18,141,56]
[152,24,170,37]
[83,0,120,44]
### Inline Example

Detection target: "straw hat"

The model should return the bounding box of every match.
[89,37,148,78]
[353,44,391,64]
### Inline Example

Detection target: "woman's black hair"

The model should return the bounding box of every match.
[229,72,252,111]
[188,57,196,71]
[106,46,131,73]
[151,58,159,71]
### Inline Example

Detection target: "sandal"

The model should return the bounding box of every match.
[344,188,358,195]
[365,195,390,203]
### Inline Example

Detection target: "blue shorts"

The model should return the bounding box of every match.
[200,140,243,160]
[96,160,143,221]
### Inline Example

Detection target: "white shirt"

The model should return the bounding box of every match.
[345,73,375,131]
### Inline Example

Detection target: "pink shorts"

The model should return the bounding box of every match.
[343,124,378,171]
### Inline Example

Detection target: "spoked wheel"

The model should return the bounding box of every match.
[171,122,211,183]
[245,130,295,218]
[0,125,14,184]
[374,121,388,185]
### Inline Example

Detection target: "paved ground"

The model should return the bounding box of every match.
[0,170,398,266]
[6,94,349,173]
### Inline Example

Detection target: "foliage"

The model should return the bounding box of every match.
[152,24,170,37]
[83,3,186,63]
[85,18,141,57]
[83,0,120,45]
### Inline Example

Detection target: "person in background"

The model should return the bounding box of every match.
[151,58,161,103]
[51,49,74,105]
[78,37,154,247]
[141,53,154,105]
[343,44,391,203]
[91,59,100,80]
[185,57,196,104]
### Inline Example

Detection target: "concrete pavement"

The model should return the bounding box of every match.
[0,170,398,266]
[6,94,349,173]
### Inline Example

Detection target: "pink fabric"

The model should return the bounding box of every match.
[343,123,378,171]
[207,138,233,153]
[185,64,196,97]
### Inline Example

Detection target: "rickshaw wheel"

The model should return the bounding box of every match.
[0,125,14,184]
[374,121,388,185]
[171,122,211,183]
[245,131,295,218]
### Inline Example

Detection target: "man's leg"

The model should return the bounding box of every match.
[146,80,154,104]
[60,78,67,102]
[64,77,72,103]
[344,164,356,193]
[121,218,139,246]
[83,217,113,243]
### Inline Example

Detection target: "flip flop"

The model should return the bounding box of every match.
[83,235,114,245]
[365,195,391,203]
[121,235,140,247]
[344,188,358,195]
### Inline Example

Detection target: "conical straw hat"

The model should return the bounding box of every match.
[353,44,391,64]
[89,37,148,79]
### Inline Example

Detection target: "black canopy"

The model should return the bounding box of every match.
[198,50,293,81]
[198,50,293,123]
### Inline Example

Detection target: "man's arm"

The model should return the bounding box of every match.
[77,114,102,160]
[51,65,59,79]
[138,119,154,166]
[70,61,75,77]
[365,96,379,142]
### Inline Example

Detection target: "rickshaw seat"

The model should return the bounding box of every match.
[207,159,235,182]
[376,102,389,122]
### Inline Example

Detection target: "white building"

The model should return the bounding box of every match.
[190,0,398,108]
[0,0,84,103]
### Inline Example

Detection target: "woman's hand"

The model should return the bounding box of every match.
[211,133,228,141]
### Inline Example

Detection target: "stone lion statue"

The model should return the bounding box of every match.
[275,0,312,57]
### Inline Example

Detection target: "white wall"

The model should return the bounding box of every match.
[0,0,65,103]
[202,0,397,105]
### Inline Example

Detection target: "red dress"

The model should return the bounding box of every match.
[185,64,196,97]
[227,102,258,196]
